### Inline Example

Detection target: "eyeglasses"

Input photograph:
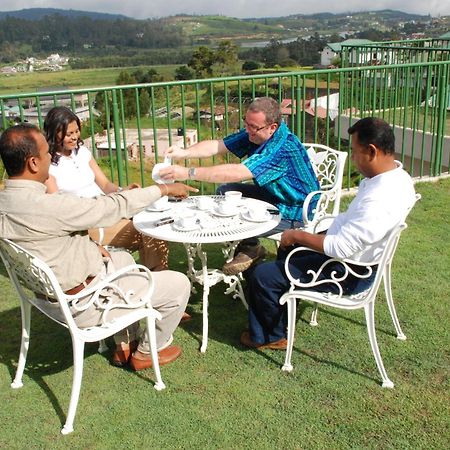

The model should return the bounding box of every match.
[243,119,272,133]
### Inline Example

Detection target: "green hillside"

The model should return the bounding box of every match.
[166,15,291,38]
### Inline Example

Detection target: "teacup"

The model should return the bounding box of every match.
[195,196,214,211]
[175,214,197,229]
[247,204,267,221]
[150,195,169,210]
[218,201,238,215]
[224,190,242,206]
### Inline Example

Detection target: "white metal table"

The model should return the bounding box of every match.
[133,195,280,352]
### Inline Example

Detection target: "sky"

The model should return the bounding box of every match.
[1,1,449,20]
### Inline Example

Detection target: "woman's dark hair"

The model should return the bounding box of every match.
[43,106,83,164]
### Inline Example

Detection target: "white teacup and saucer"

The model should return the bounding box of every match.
[242,204,270,222]
[195,196,215,211]
[146,195,171,212]
[173,213,199,231]
[213,201,239,217]
[224,190,243,206]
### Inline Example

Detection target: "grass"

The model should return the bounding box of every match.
[0,65,179,95]
[0,179,449,448]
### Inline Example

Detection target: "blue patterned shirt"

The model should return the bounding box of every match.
[223,122,320,221]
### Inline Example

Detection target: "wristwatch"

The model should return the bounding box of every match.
[188,167,196,180]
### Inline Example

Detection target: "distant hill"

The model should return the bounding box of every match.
[287,9,426,20]
[0,8,431,24]
[0,8,128,21]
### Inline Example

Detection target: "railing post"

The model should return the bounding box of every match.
[111,89,125,187]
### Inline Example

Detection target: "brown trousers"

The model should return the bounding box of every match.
[89,219,168,271]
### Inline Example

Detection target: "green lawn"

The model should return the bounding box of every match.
[0,65,179,95]
[0,179,449,448]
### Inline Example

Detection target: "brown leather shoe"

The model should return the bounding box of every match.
[222,244,267,275]
[111,340,138,367]
[180,312,192,323]
[240,331,287,350]
[129,345,182,371]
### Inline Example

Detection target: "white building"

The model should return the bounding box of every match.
[321,39,374,66]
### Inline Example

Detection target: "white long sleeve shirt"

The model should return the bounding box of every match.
[323,162,416,263]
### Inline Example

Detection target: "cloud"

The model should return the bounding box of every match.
[2,0,449,19]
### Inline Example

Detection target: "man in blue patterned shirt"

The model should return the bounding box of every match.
[160,97,319,274]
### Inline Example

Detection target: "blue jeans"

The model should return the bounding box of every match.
[246,249,376,344]
[216,183,303,245]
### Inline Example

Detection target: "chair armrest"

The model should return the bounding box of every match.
[67,264,161,322]
[283,246,376,296]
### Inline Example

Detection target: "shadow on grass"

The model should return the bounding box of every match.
[0,304,103,426]
[309,305,401,338]
[179,287,384,384]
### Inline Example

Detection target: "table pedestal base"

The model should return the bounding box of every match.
[184,242,247,353]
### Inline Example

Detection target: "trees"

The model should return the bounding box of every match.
[94,69,160,121]
[187,41,239,78]
[242,60,260,71]
[175,65,194,80]
[215,40,238,67]
[188,46,215,78]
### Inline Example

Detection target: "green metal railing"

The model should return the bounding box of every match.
[1,59,449,190]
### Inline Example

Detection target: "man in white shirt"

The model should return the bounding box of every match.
[240,117,416,350]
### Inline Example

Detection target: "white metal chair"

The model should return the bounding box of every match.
[0,238,165,435]
[308,193,421,339]
[279,222,409,388]
[268,144,348,241]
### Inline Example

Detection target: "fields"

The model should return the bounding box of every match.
[0,65,179,96]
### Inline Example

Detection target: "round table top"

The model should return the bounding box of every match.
[133,195,281,244]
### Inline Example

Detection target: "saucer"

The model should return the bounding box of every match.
[241,210,271,223]
[172,223,200,232]
[212,207,239,217]
[146,204,171,212]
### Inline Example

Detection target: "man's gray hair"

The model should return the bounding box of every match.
[247,97,282,125]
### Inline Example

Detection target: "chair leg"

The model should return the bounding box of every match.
[364,302,394,388]
[61,338,85,435]
[145,315,166,391]
[11,301,32,389]
[309,303,319,327]
[97,339,109,353]
[281,295,297,372]
[383,265,406,340]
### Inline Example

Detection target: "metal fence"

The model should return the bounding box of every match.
[1,59,449,189]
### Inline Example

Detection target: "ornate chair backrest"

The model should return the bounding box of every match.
[0,238,75,326]
[303,143,348,226]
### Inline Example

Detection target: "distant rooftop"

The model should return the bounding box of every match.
[326,39,373,52]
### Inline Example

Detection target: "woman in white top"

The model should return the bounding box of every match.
[44,106,168,271]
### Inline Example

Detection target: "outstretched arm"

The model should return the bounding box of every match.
[158,182,199,198]
[165,139,228,160]
[159,163,253,184]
